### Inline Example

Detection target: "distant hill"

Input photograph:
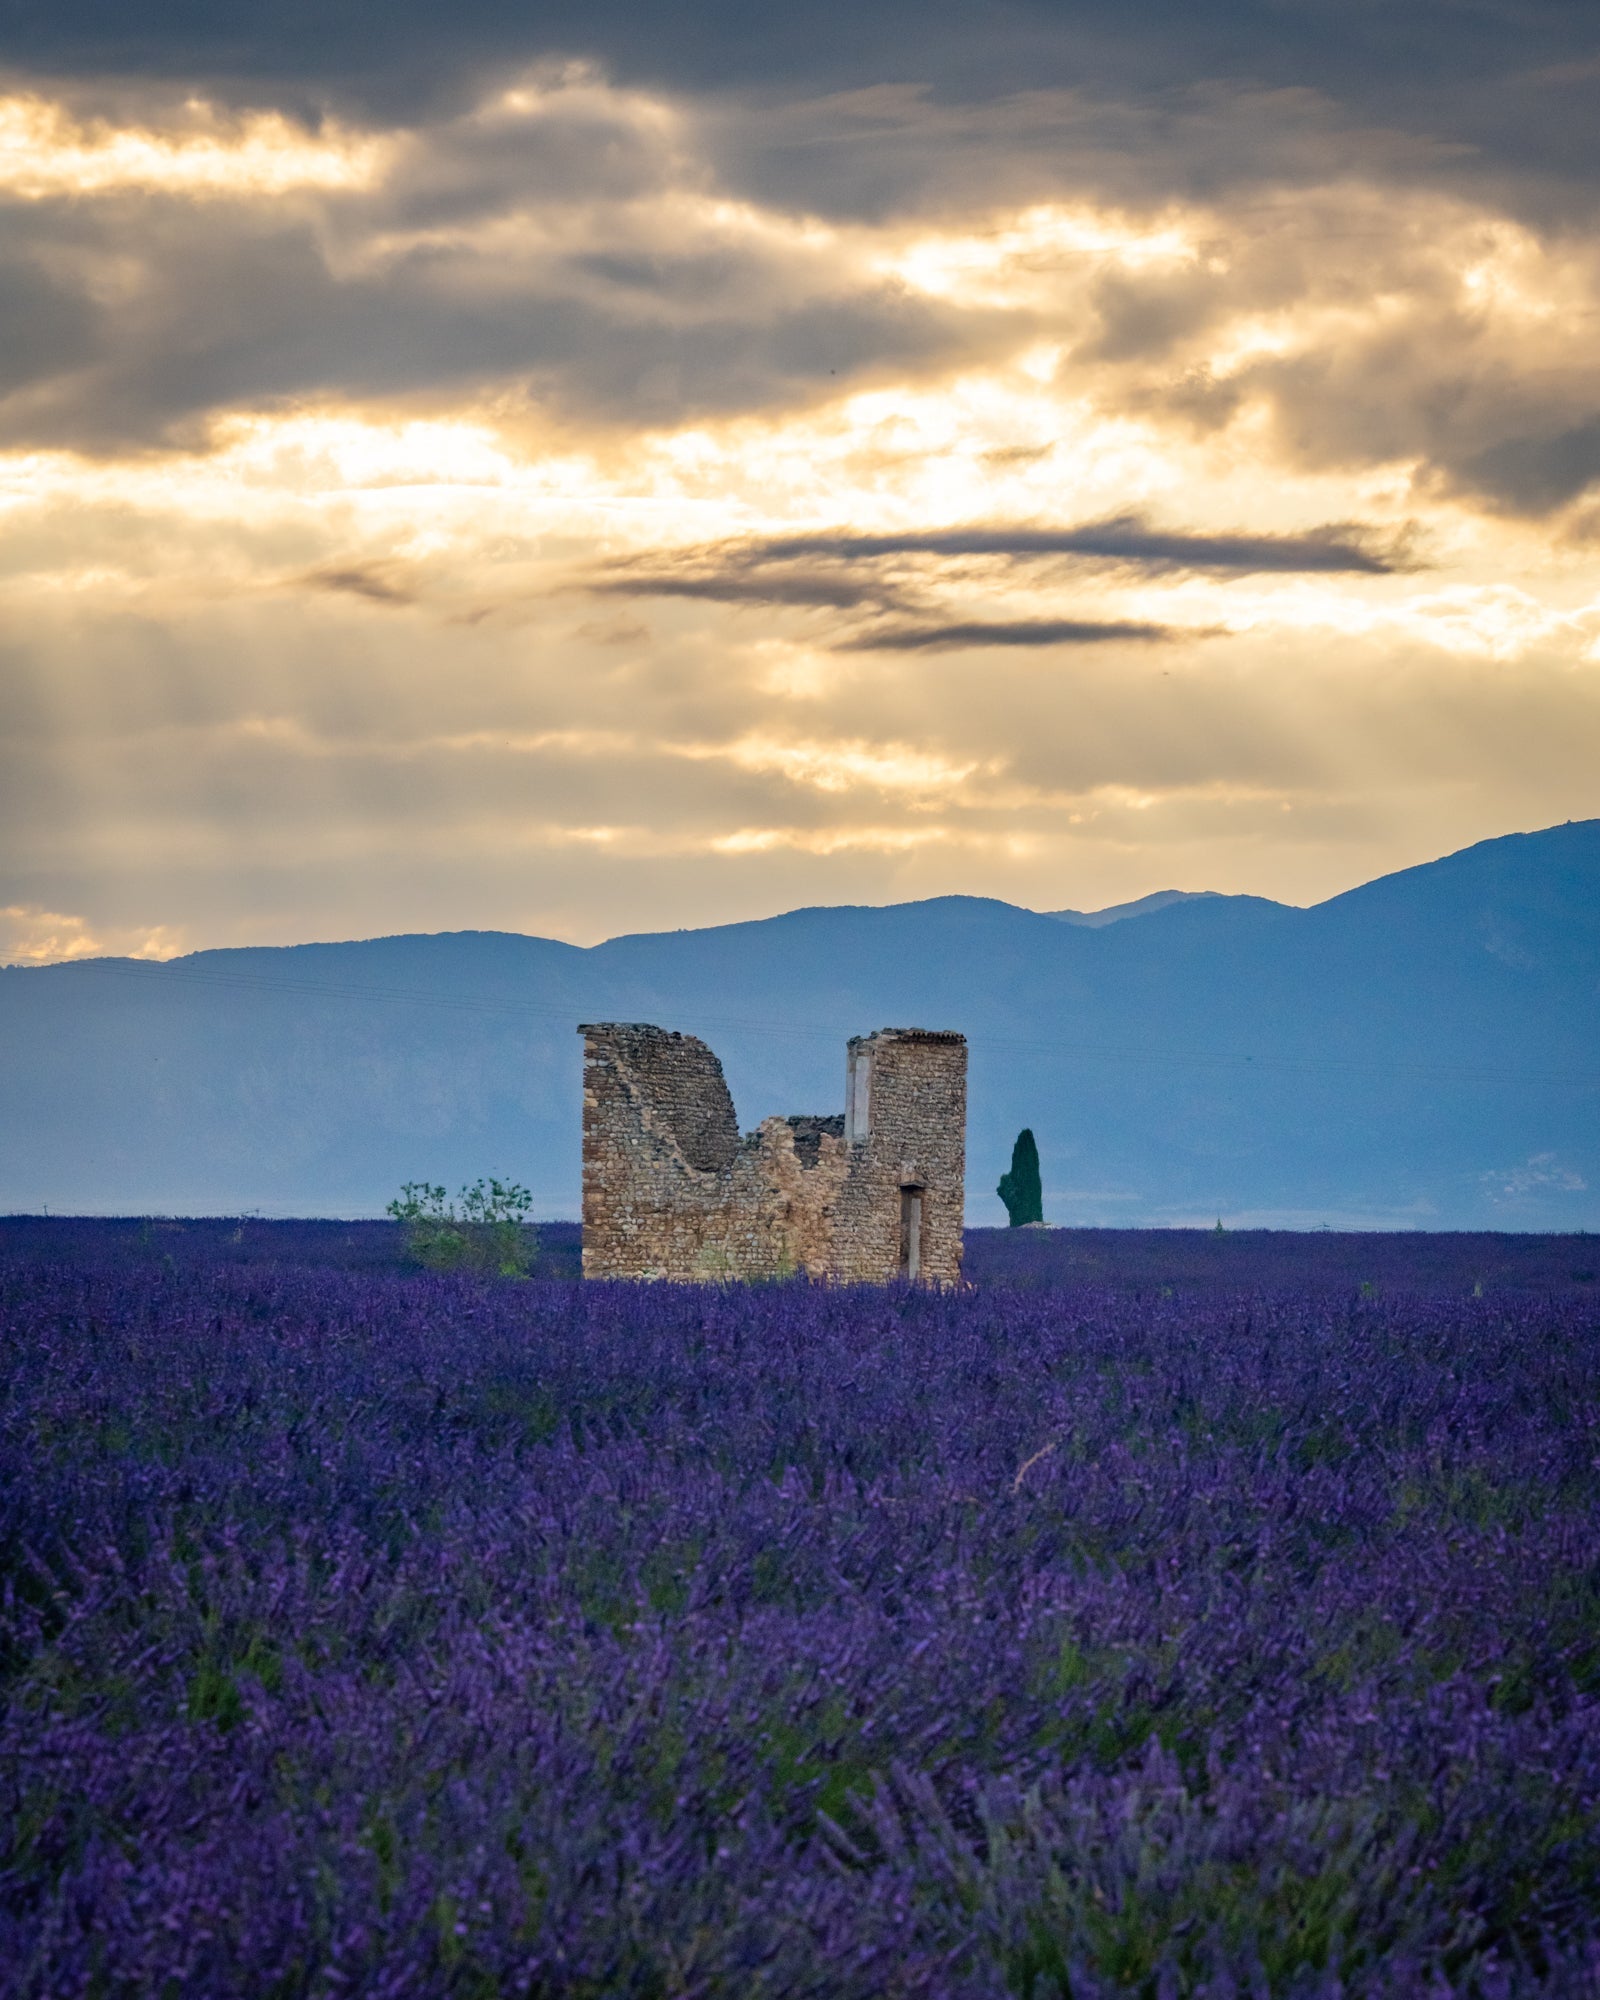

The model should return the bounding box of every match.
[3,820,1597,1228]
[1045,889,1254,926]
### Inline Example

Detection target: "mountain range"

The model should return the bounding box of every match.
[3,820,1597,1228]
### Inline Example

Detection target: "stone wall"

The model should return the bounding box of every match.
[579,1022,966,1282]
[828,1029,967,1284]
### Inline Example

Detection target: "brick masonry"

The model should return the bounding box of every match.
[579,1022,966,1282]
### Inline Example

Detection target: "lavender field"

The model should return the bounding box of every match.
[4,1227,1600,1995]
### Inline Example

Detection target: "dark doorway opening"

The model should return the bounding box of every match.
[899,1185,924,1280]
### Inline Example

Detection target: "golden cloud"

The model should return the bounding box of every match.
[0,66,1597,947]
[0,93,389,198]
[1,904,184,965]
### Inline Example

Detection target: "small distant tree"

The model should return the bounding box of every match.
[997,1129,1044,1228]
[387,1179,538,1277]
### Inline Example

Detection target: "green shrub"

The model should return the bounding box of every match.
[997,1128,1044,1228]
[386,1179,538,1277]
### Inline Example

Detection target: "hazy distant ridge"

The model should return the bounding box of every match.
[2,821,1596,1228]
[1047,889,1239,926]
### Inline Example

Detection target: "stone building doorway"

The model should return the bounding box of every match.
[899,1185,925,1280]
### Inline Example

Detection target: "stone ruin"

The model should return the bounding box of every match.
[578,1022,967,1282]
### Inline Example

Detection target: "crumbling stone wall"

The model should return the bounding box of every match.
[579,1022,966,1283]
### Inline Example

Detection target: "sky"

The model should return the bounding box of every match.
[2,0,1598,961]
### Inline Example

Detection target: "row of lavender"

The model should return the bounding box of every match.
[4,1246,1599,1994]
[5,1214,1599,1292]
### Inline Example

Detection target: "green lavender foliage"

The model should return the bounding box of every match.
[998,1128,1044,1227]
[385,1177,537,1276]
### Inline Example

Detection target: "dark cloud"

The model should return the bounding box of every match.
[592,516,1416,640]
[0,16,1594,511]
[593,570,905,612]
[302,564,417,606]
[0,251,97,393]
[0,186,970,450]
[1079,266,1225,365]
[737,515,1412,574]
[7,1,1597,193]
[0,62,1002,450]
[1460,415,1600,515]
[588,513,1408,648]
[1219,341,1600,520]
[839,616,1176,651]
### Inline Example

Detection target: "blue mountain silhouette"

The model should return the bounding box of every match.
[3,819,1596,1227]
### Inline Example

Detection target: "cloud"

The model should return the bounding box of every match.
[1,35,1598,957]
[0,93,388,197]
[0,904,183,965]
[0,61,1595,536]
[302,562,418,605]
[6,560,1599,949]
[0,71,979,450]
[716,516,1412,575]
[9,3,1598,214]
[587,514,1398,652]
[1481,1151,1588,1201]
[839,617,1177,651]
[593,568,905,612]
[1460,415,1600,515]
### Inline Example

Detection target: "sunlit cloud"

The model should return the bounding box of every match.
[709,825,1012,857]
[1,905,184,965]
[873,201,1198,306]
[0,53,1596,949]
[0,93,389,197]
[693,733,986,797]
[1211,581,1600,659]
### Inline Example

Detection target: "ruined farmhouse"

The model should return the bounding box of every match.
[579,1023,967,1282]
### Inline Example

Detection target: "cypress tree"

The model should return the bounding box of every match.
[997,1128,1043,1227]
